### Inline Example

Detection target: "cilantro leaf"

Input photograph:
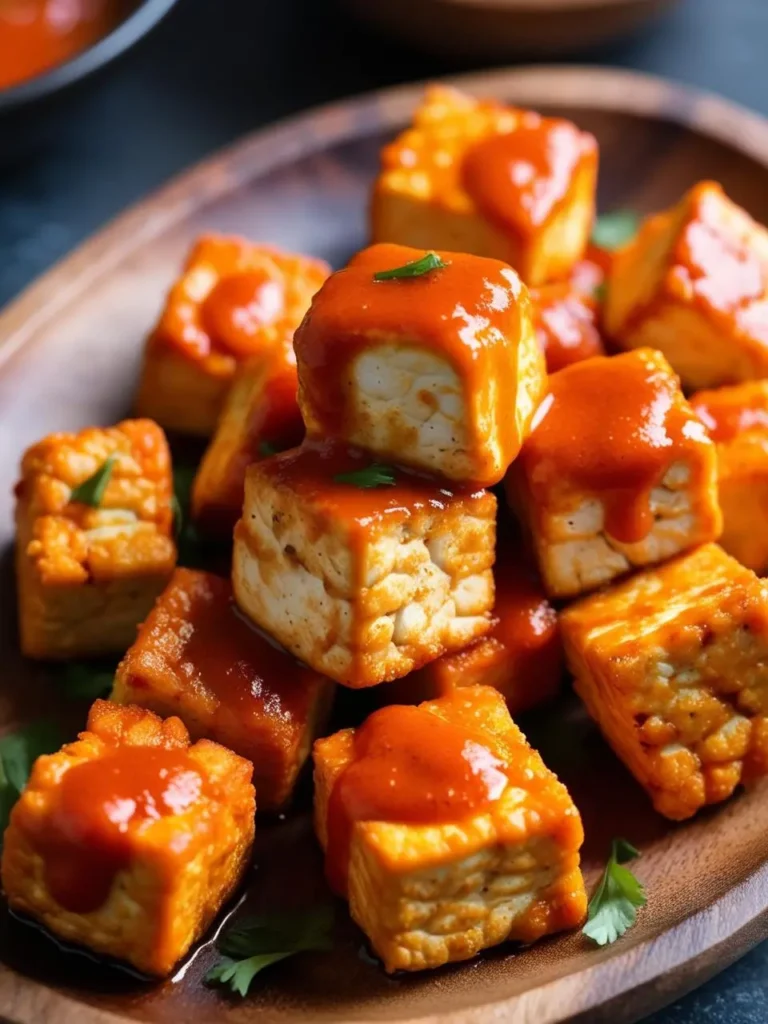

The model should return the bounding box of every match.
[0,721,64,836]
[591,210,639,251]
[593,282,607,303]
[172,463,206,567]
[258,440,278,458]
[333,464,396,489]
[69,455,116,507]
[583,837,646,946]
[206,906,334,998]
[373,251,447,281]
[58,663,115,702]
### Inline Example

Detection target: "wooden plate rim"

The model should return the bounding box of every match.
[2,65,768,1024]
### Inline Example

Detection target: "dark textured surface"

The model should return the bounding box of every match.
[1,1,767,1021]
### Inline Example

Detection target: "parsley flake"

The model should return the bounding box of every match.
[206,906,334,998]
[0,721,63,838]
[69,455,116,507]
[583,838,646,946]
[332,464,396,489]
[59,662,115,702]
[373,251,447,281]
[591,210,639,252]
[258,440,278,458]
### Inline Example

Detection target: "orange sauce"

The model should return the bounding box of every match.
[531,282,604,373]
[691,386,768,443]
[461,115,594,237]
[325,703,509,894]
[0,0,119,90]
[125,568,315,735]
[492,559,559,659]
[521,350,706,544]
[35,747,204,913]
[292,243,529,466]
[202,269,286,359]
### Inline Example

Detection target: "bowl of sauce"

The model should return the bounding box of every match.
[0,0,178,143]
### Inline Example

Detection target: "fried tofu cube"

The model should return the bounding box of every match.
[1,700,255,975]
[605,182,768,390]
[293,242,546,486]
[135,236,328,437]
[15,420,177,659]
[531,280,605,373]
[507,349,722,599]
[561,544,768,820]
[381,550,562,715]
[112,568,334,810]
[313,685,586,972]
[191,344,305,537]
[691,381,768,573]
[233,441,496,688]
[372,85,598,286]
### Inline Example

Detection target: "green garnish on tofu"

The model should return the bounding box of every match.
[591,210,639,251]
[0,721,63,838]
[333,464,397,489]
[206,906,334,997]
[59,663,115,702]
[583,838,646,946]
[258,440,278,458]
[373,251,447,281]
[69,455,116,507]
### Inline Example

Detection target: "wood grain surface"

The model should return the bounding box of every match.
[1,66,768,1024]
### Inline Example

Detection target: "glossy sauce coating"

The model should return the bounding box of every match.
[292,243,529,466]
[0,0,118,89]
[201,269,286,358]
[325,703,509,894]
[461,115,595,237]
[36,747,205,913]
[521,350,707,544]
[691,386,768,443]
[531,282,604,373]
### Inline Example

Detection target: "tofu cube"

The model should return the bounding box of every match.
[531,280,605,373]
[372,85,598,286]
[381,549,562,715]
[507,349,722,599]
[562,544,768,820]
[135,236,328,436]
[293,242,546,486]
[691,381,768,573]
[1,700,255,976]
[112,568,334,810]
[232,441,496,688]
[313,685,587,972]
[15,419,177,659]
[605,182,768,390]
[191,344,305,537]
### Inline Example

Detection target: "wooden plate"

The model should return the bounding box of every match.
[1,66,768,1024]
[341,0,682,58]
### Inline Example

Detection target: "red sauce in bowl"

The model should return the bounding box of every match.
[0,0,120,90]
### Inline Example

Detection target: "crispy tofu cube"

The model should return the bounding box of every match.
[507,349,722,599]
[112,568,334,810]
[232,441,496,688]
[191,344,305,537]
[372,85,598,286]
[293,242,546,486]
[531,280,605,373]
[561,544,768,820]
[15,420,177,659]
[135,236,328,437]
[605,182,768,390]
[381,550,562,715]
[691,381,768,573]
[1,700,255,975]
[313,685,586,972]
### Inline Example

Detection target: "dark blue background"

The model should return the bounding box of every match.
[1,0,767,1019]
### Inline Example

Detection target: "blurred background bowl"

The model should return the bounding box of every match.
[341,0,681,58]
[0,0,179,159]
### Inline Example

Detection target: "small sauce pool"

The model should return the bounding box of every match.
[0,0,121,91]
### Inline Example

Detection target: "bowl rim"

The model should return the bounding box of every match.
[0,0,180,112]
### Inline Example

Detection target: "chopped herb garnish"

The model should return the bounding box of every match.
[583,838,646,946]
[332,464,396,489]
[171,495,183,539]
[59,662,115,702]
[69,455,116,507]
[258,440,278,458]
[172,463,206,567]
[373,251,447,281]
[0,721,63,837]
[591,210,639,251]
[206,906,334,998]
[593,282,607,303]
